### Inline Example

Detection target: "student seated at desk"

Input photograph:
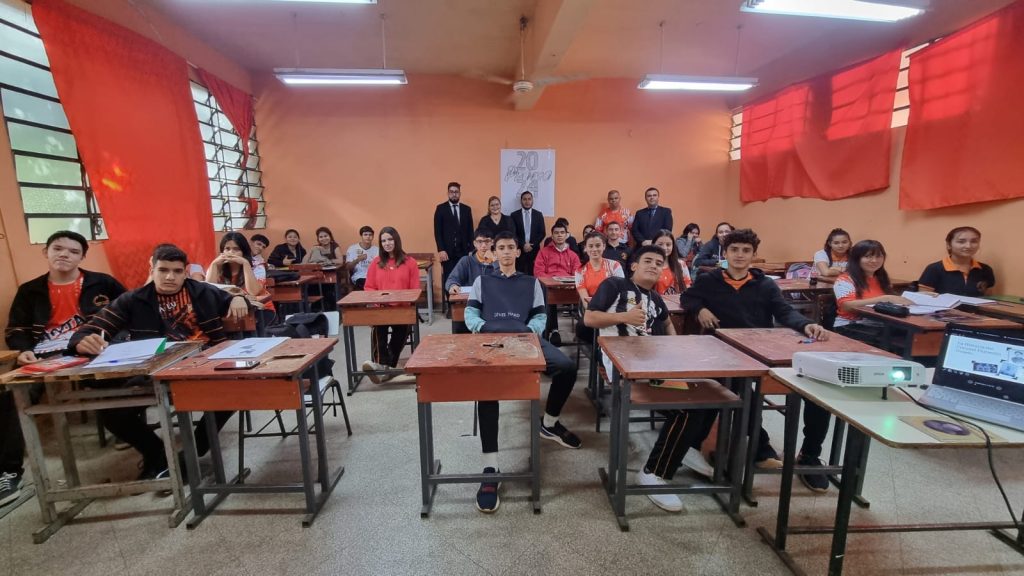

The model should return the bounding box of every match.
[585,245,710,512]
[305,226,344,266]
[466,231,580,513]
[813,228,852,278]
[2,231,125,505]
[602,221,631,268]
[70,244,249,480]
[918,226,995,297]
[692,221,734,271]
[267,229,307,268]
[345,226,378,291]
[675,222,702,264]
[541,217,580,256]
[653,230,692,295]
[249,233,270,273]
[361,227,420,384]
[683,229,833,490]
[206,232,275,320]
[833,240,914,341]
[576,224,595,262]
[446,228,499,333]
[575,231,624,344]
[535,220,582,344]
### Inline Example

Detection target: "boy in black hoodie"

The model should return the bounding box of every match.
[682,229,833,492]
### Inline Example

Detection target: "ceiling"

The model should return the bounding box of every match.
[144,0,1017,106]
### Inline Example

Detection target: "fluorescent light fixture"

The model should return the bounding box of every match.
[741,0,923,22]
[274,68,407,86]
[268,0,376,4]
[638,74,757,92]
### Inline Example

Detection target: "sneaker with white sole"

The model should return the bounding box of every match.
[389,374,416,384]
[539,419,582,449]
[0,472,22,507]
[362,360,385,384]
[475,467,501,513]
[682,448,714,479]
[636,469,682,512]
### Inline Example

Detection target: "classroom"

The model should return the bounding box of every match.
[2,0,1024,574]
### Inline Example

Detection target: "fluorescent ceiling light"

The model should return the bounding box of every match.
[274,68,407,86]
[267,0,376,4]
[638,74,757,92]
[741,0,923,22]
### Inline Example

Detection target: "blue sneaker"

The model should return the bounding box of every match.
[475,467,500,513]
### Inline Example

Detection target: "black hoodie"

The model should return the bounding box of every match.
[681,267,811,332]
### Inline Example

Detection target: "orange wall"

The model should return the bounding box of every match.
[254,74,733,284]
[723,126,1024,295]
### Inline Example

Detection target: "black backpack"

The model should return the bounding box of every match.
[266,312,334,377]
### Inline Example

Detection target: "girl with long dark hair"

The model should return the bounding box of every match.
[652,230,692,295]
[813,228,852,278]
[832,240,912,332]
[363,227,420,383]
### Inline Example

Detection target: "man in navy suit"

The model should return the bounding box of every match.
[631,187,673,246]
[510,190,546,274]
[434,181,474,316]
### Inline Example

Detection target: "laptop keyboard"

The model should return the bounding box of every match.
[923,386,1024,431]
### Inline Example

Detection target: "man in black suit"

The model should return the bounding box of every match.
[434,181,474,315]
[510,190,546,274]
[631,187,673,246]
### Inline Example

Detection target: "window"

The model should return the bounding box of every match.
[0,0,105,243]
[730,42,934,159]
[191,81,266,232]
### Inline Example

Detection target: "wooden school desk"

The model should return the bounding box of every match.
[754,262,789,276]
[598,335,767,530]
[153,338,343,528]
[448,292,468,324]
[267,275,319,313]
[961,300,1024,324]
[714,328,896,506]
[760,368,1024,576]
[850,304,1021,358]
[405,333,545,516]
[408,254,436,325]
[1,342,202,543]
[337,288,422,395]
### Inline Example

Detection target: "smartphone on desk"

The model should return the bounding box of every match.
[214,360,261,370]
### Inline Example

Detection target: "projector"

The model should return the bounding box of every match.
[792,352,926,387]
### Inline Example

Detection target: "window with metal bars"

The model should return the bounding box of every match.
[0,0,105,243]
[191,81,267,232]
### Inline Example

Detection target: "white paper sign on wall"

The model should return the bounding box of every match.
[500,149,555,216]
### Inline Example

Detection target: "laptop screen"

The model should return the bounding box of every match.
[935,325,1024,404]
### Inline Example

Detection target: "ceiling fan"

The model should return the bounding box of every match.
[469,16,586,98]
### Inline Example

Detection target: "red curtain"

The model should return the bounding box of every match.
[196,68,254,168]
[33,0,214,287]
[740,50,901,202]
[900,1,1024,210]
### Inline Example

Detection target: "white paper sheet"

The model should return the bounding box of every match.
[208,337,288,359]
[88,338,166,367]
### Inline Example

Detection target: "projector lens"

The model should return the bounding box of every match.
[890,369,907,382]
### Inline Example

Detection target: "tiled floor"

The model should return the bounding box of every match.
[3,317,1024,575]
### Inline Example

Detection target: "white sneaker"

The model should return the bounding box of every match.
[682,448,714,479]
[636,469,682,512]
[362,360,385,384]
[389,374,416,384]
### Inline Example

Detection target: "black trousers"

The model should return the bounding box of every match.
[479,339,577,453]
[353,278,366,291]
[92,378,232,468]
[372,325,410,367]
[646,409,710,480]
[0,384,43,476]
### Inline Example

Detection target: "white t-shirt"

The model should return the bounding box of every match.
[813,249,849,272]
[346,243,379,281]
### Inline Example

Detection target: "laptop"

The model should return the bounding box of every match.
[920,325,1024,432]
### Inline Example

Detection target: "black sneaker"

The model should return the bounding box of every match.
[797,453,829,493]
[0,472,22,507]
[548,330,562,347]
[136,457,168,481]
[475,467,500,513]
[539,419,582,449]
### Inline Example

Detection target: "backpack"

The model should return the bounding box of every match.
[267,269,300,283]
[785,263,814,279]
[265,312,334,377]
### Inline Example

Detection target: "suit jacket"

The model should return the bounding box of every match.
[631,206,674,244]
[510,208,545,248]
[434,202,474,256]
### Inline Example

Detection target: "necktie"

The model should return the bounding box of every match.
[452,204,459,224]
[524,211,531,243]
